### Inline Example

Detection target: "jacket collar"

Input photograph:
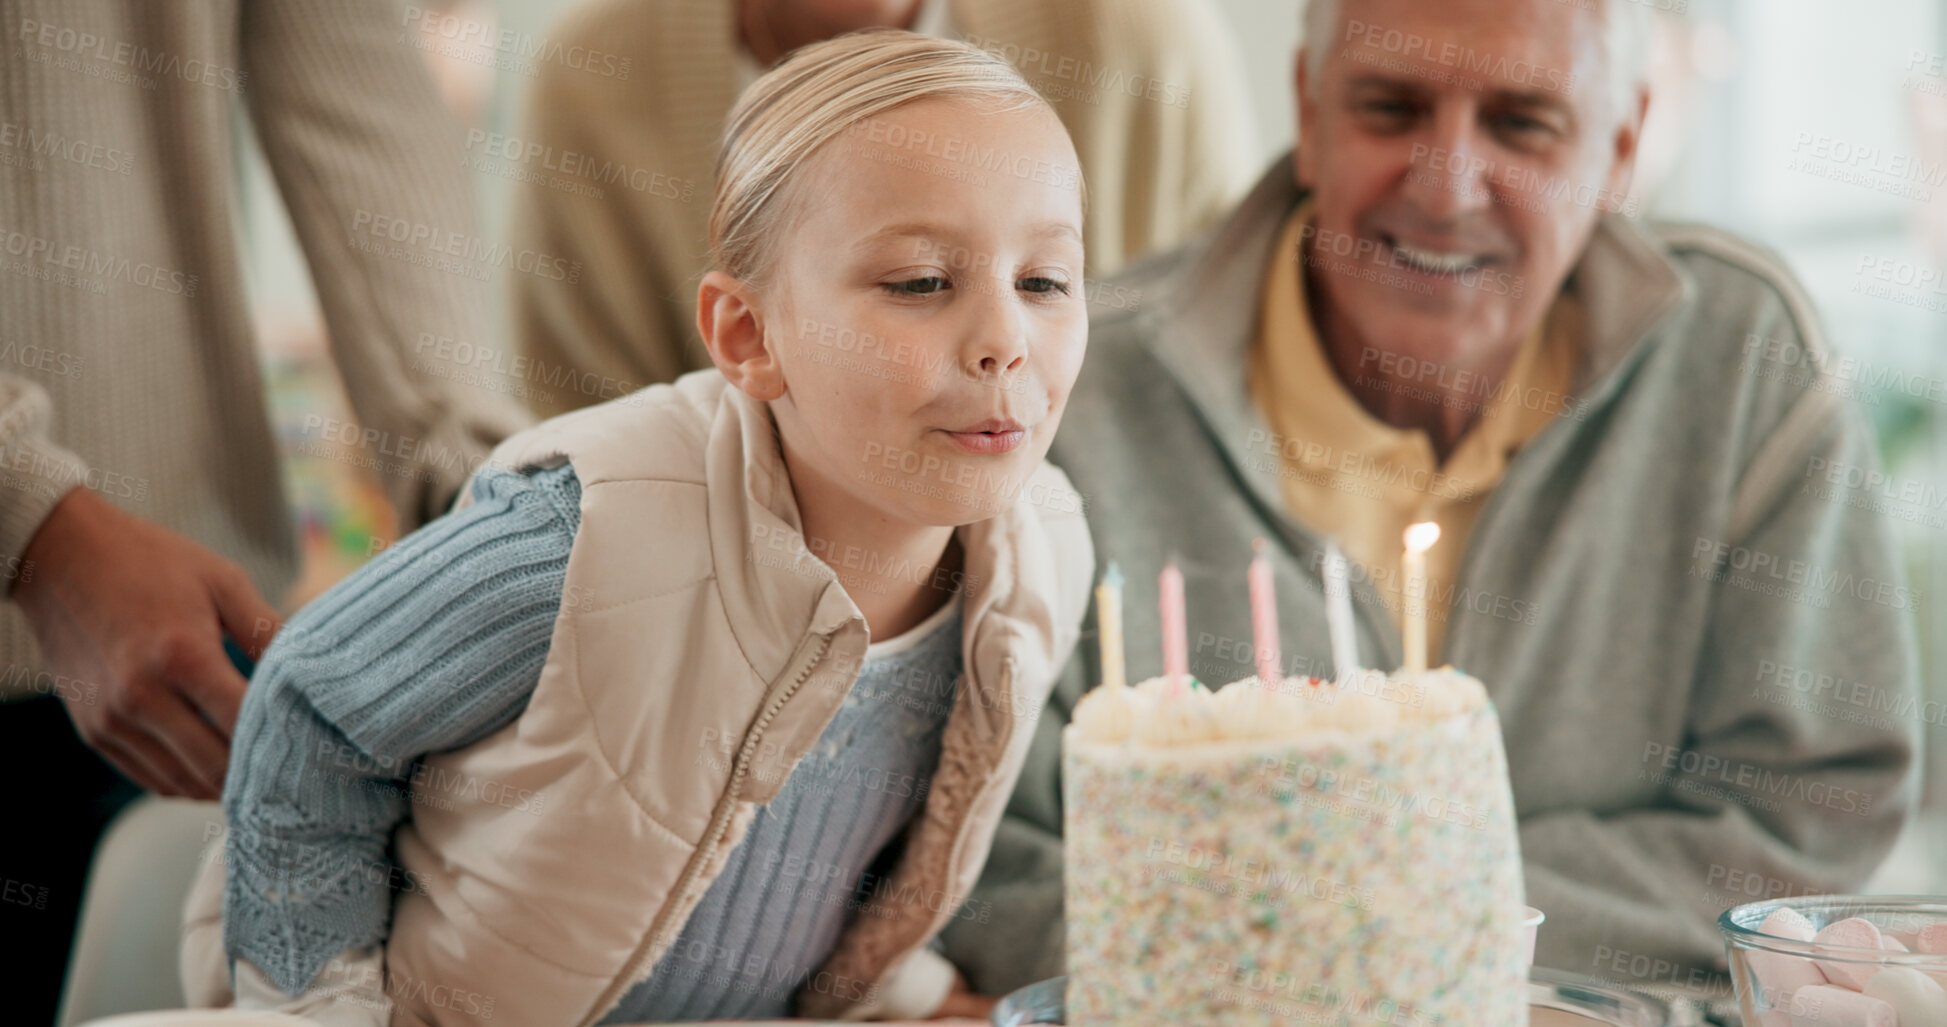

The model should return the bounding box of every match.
[705,382,865,685]
[1136,152,1691,535]
[705,379,1064,723]
[1566,197,1693,396]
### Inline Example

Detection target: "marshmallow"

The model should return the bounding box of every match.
[1749,909,1830,1003]
[1766,909,1821,941]
[1880,935,1910,953]
[1788,984,1896,1027]
[1752,948,1831,1003]
[1915,923,1947,994]
[1814,918,1887,992]
[1759,987,1800,1027]
[1865,966,1947,1025]
[1765,908,1821,942]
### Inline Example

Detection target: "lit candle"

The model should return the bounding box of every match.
[1159,558,1188,694]
[1248,539,1281,687]
[1096,562,1126,690]
[1322,539,1359,684]
[1402,522,1442,674]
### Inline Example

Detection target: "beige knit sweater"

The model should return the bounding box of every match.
[0,0,532,701]
[507,0,1263,417]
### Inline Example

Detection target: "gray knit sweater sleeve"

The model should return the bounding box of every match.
[222,463,582,995]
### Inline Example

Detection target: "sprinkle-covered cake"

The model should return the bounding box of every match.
[1062,670,1528,1026]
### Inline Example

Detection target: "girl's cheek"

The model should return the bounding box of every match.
[1041,330,1086,384]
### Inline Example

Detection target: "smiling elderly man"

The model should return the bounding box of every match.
[938,0,1922,1010]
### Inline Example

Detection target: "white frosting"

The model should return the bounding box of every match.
[1071,681,1145,741]
[1207,676,1320,740]
[1130,679,1222,746]
[1073,667,1488,746]
[1400,667,1491,719]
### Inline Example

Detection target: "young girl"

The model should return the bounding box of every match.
[180,30,1092,1025]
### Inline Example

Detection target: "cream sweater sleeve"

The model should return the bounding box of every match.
[1138,0,1265,254]
[972,0,1263,275]
[1085,0,1263,271]
[505,0,716,418]
[0,374,89,592]
[233,948,393,1027]
[239,0,533,526]
[838,946,958,1021]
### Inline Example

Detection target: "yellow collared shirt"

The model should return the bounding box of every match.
[1249,205,1581,661]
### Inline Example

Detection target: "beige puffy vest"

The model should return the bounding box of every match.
[182,372,1092,1024]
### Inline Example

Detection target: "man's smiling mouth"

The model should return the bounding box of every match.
[1382,233,1489,275]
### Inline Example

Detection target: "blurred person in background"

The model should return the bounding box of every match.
[0,1,530,1019]
[504,0,1264,417]
[946,0,1922,1013]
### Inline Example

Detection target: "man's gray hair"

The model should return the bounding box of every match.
[1302,0,1650,121]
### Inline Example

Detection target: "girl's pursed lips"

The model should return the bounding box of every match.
[937,418,1028,455]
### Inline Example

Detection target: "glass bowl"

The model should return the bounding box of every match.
[1719,894,1947,1025]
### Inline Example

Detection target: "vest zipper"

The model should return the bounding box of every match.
[586,629,837,1024]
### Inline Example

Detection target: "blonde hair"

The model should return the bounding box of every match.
[709,29,1056,287]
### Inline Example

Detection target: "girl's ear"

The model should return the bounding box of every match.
[697,270,786,400]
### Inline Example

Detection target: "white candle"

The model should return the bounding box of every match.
[1402,522,1441,674]
[1322,539,1359,683]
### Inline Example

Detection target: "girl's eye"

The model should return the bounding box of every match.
[1019,276,1071,295]
[883,276,950,296]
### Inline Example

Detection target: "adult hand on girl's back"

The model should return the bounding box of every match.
[14,487,283,800]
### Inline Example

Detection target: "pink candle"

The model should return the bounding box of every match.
[1248,539,1280,686]
[1159,559,1188,693]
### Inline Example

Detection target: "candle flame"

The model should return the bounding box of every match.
[1404,521,1442,554]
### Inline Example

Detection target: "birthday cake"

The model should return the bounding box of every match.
[1062,669,1528,1026]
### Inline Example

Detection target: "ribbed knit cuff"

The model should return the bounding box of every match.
[234,947,392,1027]
[846,944,958,1021]
[0,383,89,597]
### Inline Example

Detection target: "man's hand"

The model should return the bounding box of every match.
[931,971,999,1020]
[14,487,283,799]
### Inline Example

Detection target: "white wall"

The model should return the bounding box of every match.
[1209,0,1303,161]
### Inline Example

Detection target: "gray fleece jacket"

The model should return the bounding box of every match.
[940,155,1922,1007]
